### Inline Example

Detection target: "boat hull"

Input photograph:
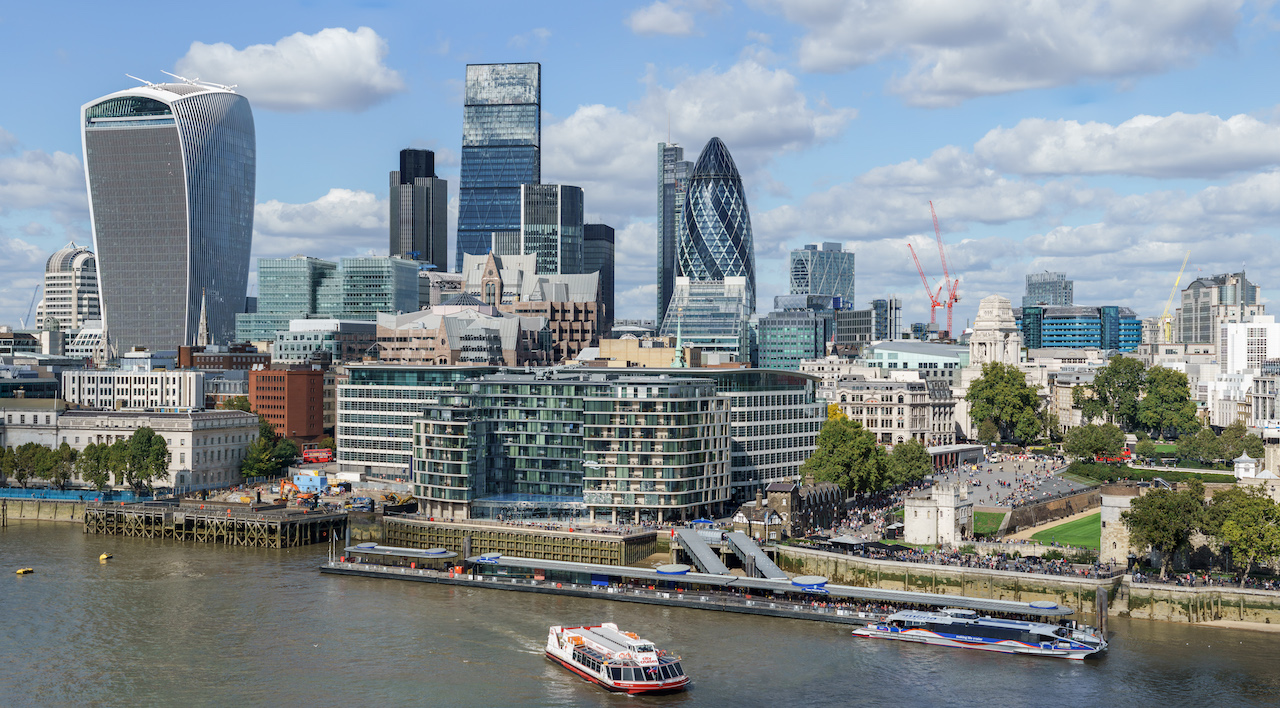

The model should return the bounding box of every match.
[545,652,689,694]
[852,626,1103,660]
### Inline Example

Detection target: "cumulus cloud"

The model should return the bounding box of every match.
[509,27,551,48]
[757,0,1241,106]
[976,113,1280,178]
[0,232,53,327]
[175,27,405,112]
[253,188,387,259]
[0,139,87,221]
[627,2,698,36]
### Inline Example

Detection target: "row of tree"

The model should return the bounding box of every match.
[800,406,935,494]
[1124,480,1280,584]
[1,428,168,493]
[1063,420,1266,465]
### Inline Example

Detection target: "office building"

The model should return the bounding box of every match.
[1023,271,1074,308]
[872,298,902,341]
[492,184,583,275]
[374,301,551,367]
[757,295,838,371]
[177,344,270,371]
[659,277,752,363]
[790,243,854,303]
[674,138,756,318]
[456,63,541,271]
[62,369,206,410]
[864,341,969,385]
[831,377,956,447]
[1014,305,1142,351]
[389,148,448,272]
[1175,270,1263,346]
[272,319,377,365]
[834,308,874,356]
[583,224,615,329]
[82,80,254,352]
[249,366,325,441]
[235,256,337,342]
[320,257,420,320]
[35,242,100,333]
[657,143,693,330]
[1220,316,1280,374]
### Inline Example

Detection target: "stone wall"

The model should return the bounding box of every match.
[1,499,85,523]
[1005,488,1100,534]
[1117,581,1280,624]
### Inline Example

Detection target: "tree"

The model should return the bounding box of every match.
[1072,386,1107,426]
[1044,413,1064,444]
[274,437,300,463]
[49,442,77,490]
[1,446,14,486]
[1204,486,1280,586]
[1122,480,1206,579]
[240,436,282,479]
[75,443,112,491]
[221,396,252,412]
[1134,438,1157,462]
[107,440,130,487]
[1063,423,1125,460]
[1138,366,1200,438]
[1088,356,1146,429]
[1219,420,1265,461]
[977,419,999,445]
[122,427,169,493]
[1179,428,1222,465]
[800,417,890,494]
[888,439,933,486]
[826,403,846,422]
[966,362,1043,444]
[13,442,42,488]
[32,445,56,487]
[316,436,335,452]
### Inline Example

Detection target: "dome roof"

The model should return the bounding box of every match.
[46,242,94,274]
[690,137,741,180]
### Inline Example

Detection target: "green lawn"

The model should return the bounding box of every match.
[1153,444,1178,453]
[1031,513,1101,550]
[973,511,1006,536]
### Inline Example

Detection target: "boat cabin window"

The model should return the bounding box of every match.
[609,667,622,681]
[634,643,655,653]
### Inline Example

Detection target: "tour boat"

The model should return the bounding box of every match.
[546,623,690,694]
[852,608,1107,660]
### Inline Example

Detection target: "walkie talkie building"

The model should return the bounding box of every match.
[81,80,255,352]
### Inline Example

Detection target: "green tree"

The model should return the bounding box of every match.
[240,436,282,479]
[32,445,56,486]
[1072,386,1107,425]
[1204,486,1280,586]
[49,442,77,490]
[800,417,890,494]
[888,439,933,485]
[1218,420,1265,461]
[315,435,335,452]
[1088,356,1146,428]
[13,442,42,488]
[1134,438,1157,462]
[977,419,999,445]
[966,362,1043,444]
[221,396,252,412]
[1044,413,1064,444]
[123,427,169,493]
[1122,480,1206,579]
[1063,423,1125,460]
[1138,366,1200,438]
[75,443,112,491]
[1,446,15,486]
[1179,428,1223,465]
[107,440,130,486]
[274,437,300,463]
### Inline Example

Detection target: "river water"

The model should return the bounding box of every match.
[2,522,1277,707]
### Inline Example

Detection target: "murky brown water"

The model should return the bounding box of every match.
[2,522,1277,707]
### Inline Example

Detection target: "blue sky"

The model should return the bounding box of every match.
[2,0,1279,331]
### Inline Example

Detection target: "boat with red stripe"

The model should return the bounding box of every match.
[852,608,1107,660]
[546,623,690,694]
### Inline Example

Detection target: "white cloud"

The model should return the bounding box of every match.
[253,188,387,260]
[976,113,1280,178]
[175,27,405,112]
[627,2,698,36]
[757,0,1241,106]
[0,127,17,155]
[0,232,52,327]
[509,27,552,48]
[0,142,87,221]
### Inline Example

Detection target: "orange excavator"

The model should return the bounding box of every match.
[276,480,300,503]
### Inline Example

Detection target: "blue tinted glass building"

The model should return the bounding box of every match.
[1015,305,1141,351]
[456,63,541,272]
[675,137,756,316]
[82,81,255,352]
[657,143,692,330]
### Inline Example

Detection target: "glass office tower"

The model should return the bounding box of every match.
[81,81,254,352]
[583,224,615,329]
[657,142,692,330]
[790,242,855,304]
[675,137,756,316]
[456,63,541,272]
[390,148,448,272]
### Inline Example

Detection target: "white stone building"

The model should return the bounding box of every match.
[62,369,206,411]
[35,242,100,333]
[903,483,973,546]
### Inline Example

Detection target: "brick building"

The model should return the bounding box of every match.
[248,366,325,441]
[179,344,270,371]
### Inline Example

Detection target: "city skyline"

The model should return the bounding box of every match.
[2,2,1280,331]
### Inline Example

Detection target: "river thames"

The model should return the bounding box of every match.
[2,522,1277,707]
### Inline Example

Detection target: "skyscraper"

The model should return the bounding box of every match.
[1023,271,1073,307]
[390,148,447,272]
[790,242,855,304]
[583,224,615,329]
[35,242,100,333]
[675,137,756,315]
[492,184,583,275]
[657,142,692,330]
[82,80,254,351]
[872,298,902,341]
[456,63,541,272]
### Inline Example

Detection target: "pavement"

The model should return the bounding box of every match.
[931,458,1089,508]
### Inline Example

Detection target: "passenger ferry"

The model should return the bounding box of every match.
[852,608,1107,660]
[546,623,690,694]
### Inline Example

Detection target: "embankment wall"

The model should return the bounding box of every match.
[1,499,84,523]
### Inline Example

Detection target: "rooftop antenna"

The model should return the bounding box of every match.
[125,74,157,88]
[160,70,201,85]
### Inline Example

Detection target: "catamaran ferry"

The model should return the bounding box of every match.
[546,623,690,694]
[852,608,1108,660]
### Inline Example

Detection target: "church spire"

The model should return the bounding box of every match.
[196,289,210,347]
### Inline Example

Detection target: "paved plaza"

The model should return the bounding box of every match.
[932,457,1088,508]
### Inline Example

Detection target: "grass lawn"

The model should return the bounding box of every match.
[1154,444,1178,453]
[973,511,1006,535]
[1031,513,1101,550]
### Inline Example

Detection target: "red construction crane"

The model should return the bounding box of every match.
[908,243,945,327]
[930,201,961,336]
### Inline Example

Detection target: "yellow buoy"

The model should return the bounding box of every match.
[99,553,113,561]
[16,568,34,575]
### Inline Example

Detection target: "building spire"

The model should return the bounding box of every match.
[672,306,686,368]
[197,288,210,346]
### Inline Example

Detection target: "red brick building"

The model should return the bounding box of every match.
[179,344,270,371]
[248,366,325,441]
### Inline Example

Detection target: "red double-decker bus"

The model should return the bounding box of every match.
[302,448,333,463]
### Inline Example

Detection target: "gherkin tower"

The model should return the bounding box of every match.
[676,137,756,314]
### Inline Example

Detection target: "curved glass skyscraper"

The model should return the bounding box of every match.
[81,81,255,352]
[676,137,756,313]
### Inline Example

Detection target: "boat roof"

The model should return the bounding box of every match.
[889,609,1052,628]
[564,625,652,655]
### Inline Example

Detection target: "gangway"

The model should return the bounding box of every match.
[725,531,788,580]
[674,528,730,575]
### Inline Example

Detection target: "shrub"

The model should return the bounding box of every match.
[1065,461,1234,485]
[958,544,976,555]
[1043,549,1065,561]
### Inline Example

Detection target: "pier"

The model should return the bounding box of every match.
[84,500,346,548]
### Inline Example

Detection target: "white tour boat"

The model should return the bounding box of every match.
[852,608,1108,660]
[546,623,690,694]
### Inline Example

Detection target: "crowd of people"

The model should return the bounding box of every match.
[1131,571,1280,590]
[933,455,1073,508]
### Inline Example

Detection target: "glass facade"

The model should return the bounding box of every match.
[389,149,448,271]
[656,143,691,330]
[790,243,854,303]
[872,298,902,341]
[658,277,752,362]
[675,138,756,317]
[1023,271,1074,308]
[83,84,254,352]
[457,63,541,272]
[1015,305,1141,351]
[583,224,615,329]
[507,184,583,274]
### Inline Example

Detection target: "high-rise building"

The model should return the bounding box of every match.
[657,143,692,330]
[82,80,255,352]
[1014,305,1142,351]
[871,298,902,341]
[660,277,753,363]
[235,256,337,342]
[456,63,541,272]
[1023,271,1074,307]
[492,184,583,275]
[675,138,756,316]
[583,224,615,329]
[789,243,854,304]
[757,295,838,370]
[35,242,100,333]
[1175,270,1262,345]
[389,148,448,272]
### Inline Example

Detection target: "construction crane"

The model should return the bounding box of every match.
[908,244,945,327]
[1159,250,1192,343]
[19,284,42,330]
[931,201,961,336]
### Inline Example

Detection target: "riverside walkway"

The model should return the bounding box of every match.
[674,528,730,575]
